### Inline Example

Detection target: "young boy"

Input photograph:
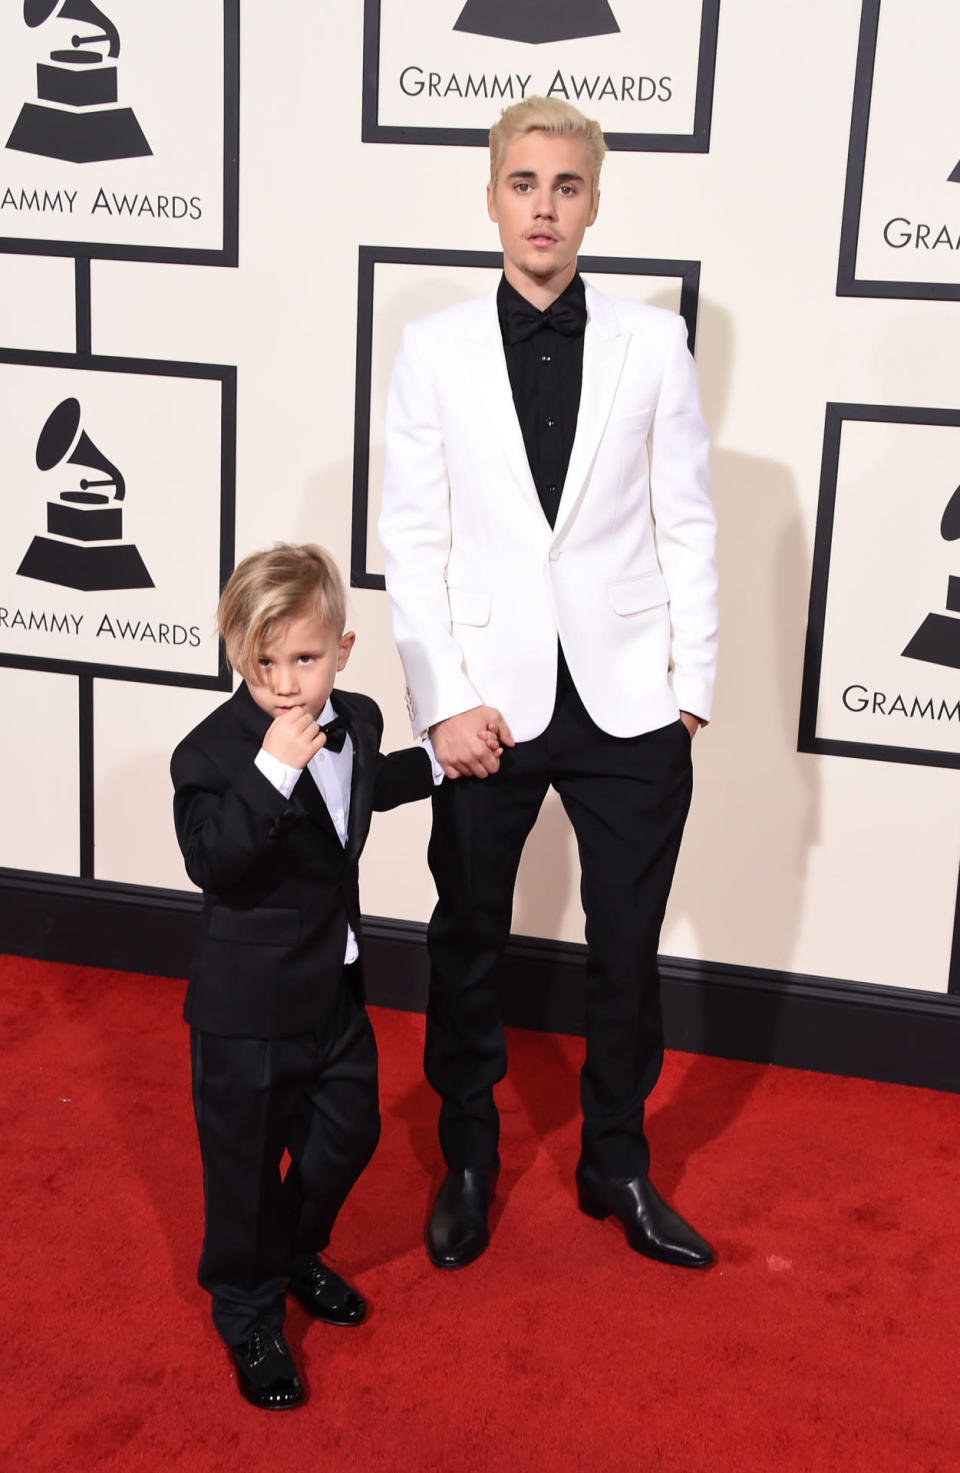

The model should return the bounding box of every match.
[171,544,487,1409]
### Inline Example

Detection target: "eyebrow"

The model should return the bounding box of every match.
[505,169,586,184]
[258,645,320,658]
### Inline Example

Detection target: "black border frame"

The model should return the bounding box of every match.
[798,401,960,772]
[350,244,701,590]
[361,0,720,153]
[837,0,960,302]
[0,346,236,692]
[0,0,240,269]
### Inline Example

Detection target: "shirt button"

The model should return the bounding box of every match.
[540,354,552,363]
[545,416,556,428]
[546,483,558,495]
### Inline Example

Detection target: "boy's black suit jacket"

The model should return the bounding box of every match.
[171,683,434,1038]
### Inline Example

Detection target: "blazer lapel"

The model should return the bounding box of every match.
[233,680,272,743]
[334,691,376,864]
[291,764,338,839]
[553,284,629,540]
[459,288,545,524]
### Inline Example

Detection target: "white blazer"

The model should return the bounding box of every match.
[379,281,718,743]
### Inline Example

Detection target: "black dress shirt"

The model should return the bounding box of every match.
[497,273,586,529]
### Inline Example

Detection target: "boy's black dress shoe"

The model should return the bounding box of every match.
[230,1325,304,1409]
[425,1161,499,1269]
[288,1255,366,1326]
[576,1164,714,1268]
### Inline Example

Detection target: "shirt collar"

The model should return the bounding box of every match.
[496,271,587,345]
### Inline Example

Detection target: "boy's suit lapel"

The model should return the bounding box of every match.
[332,690,377,864]
[233,680,271,739]
[291,766,338,839]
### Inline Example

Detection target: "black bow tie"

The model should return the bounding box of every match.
[502,290,587,346]
[318,716,347,753]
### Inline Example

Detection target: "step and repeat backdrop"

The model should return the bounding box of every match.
[0,1,956,995]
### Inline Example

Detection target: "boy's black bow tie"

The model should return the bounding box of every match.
[318,716,347,753]
[502,292,587,345]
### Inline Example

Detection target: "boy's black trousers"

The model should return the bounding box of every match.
[425,653,694,1179]
[189,964,379,1346]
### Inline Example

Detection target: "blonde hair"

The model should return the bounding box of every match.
[489,96,606,192]
[217,542,347,682]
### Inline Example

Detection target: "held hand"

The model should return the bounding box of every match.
[430,706,515,779]
[262,706,327,769]
[679,710,701,740]
[479,724,503,756]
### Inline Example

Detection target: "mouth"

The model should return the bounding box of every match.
[526,232,558,247]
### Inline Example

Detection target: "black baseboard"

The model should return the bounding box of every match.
[3,869,958,1093]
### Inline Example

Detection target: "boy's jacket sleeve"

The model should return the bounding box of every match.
[171,740,301,893]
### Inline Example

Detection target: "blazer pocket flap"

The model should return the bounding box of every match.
[608,570,670,616]
[447,584,491,627]
[208,905,300,946]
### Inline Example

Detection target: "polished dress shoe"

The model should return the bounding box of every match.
[576,1164,714,1268]
[425,1161,499,1269]
[288,1255,366,1326]
[230,1325,304,1409]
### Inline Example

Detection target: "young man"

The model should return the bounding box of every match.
[379,98,718,1271]
[171,543,451,1408]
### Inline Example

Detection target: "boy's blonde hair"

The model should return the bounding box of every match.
[489,96,606,194]
[217,542,347,682]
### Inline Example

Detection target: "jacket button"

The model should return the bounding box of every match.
[549,548,562,561]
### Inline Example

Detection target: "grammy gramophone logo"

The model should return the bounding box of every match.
[902,485,960,671]
[6,0,151,165]
[454,0,620,45]
[17,396,153,592]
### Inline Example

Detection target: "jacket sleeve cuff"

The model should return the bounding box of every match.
[672,676,714,726]
[254,746,301,799]
[419,735,445,785]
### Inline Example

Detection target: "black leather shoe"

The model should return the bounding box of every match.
[230,1325,305,1409]
[576,1164,714,1268]
[425,1161,499,1269]
[288,1255,366,1326]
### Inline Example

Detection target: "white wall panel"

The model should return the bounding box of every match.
[0,1,956,996]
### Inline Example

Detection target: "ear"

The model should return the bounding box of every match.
[486,179,498,223]
[587,188,600,228]
[336,630,356,671]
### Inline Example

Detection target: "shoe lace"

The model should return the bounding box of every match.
[246,1325,287,1364]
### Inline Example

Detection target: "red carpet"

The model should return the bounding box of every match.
[3,953,959,1473]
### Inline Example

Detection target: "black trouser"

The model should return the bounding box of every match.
[189,966,380,1346]
[425,656,693,1178]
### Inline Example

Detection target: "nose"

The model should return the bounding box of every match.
[273,664,298,695]
[533,188,557,220]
